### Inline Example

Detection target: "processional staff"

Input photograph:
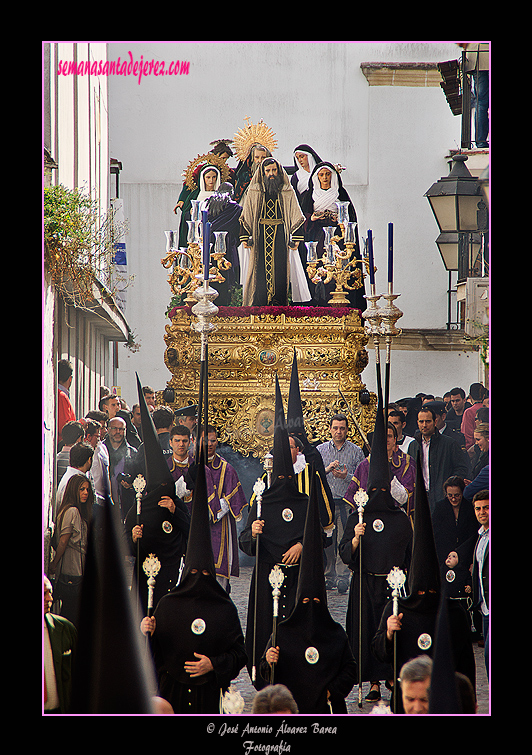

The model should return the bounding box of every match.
[191,212,219,464]
[386,566,406,714]
[353,488,368,708]
[251,477,266,684]
[143,553,161,618]
[133,474,146,613]
[268,564,285,684]
[264,452,273,488]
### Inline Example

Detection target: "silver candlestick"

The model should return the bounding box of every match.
[380,288,403,365]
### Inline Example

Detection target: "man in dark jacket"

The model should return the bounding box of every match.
[472,490,489,677]
[407,406,470,513]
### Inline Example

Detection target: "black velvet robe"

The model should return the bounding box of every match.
[239,489,308,689]
[259,602,357,713]
[371,595,476,713]
[125,481,190,614]
[339,502,413,684]
[149,570,246,713]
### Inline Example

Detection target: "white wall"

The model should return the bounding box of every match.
[363,349,480,402]
[108,41,478,407]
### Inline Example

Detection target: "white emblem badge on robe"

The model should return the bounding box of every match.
[373,519,384,532]
[282,508,294,522]
[162,521,173,533]
[191,618,206,635]
[446,569,456,582]
[305,646,319,664]
[417,633,432,650]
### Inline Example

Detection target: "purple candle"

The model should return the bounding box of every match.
[202,211,210,279]
[367,230,375,286]
[388,222,393,286]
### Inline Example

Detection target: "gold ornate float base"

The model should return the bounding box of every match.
[161,306,376,458]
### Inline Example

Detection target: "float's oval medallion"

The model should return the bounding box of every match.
[305,646,319,664]
[191,618,206,635]
[418,633,432,650]
[282,508,294,522]
[373,519,384,532]
[259,349,278,366]
[446,569,456,583]
[162,521,173,534]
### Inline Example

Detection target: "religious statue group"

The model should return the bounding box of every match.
[172,120,365,311]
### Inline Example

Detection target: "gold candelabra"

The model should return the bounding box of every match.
[305,201,367,306]
[162,201,232,305]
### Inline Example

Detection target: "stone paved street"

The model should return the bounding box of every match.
[227,565,489,715]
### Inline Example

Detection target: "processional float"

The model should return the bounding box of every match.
[161,119,380,459]
[159,121,406,709]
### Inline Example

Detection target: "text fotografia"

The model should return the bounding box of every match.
[57,52,190,84]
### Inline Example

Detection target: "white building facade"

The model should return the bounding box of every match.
[43,42,132,536]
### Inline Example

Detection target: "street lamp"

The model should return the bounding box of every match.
[435,231,482,273]
[425,153,485,330]
[425,153,481,233]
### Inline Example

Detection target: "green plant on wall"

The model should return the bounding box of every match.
[44,184,130,307]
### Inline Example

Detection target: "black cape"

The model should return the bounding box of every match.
[260,471,357,713]
[371,462,475,711]
[339,387,413,684]
[286,347,335,521]
[206,184,243,305]
[239,374,309,689]
[124,482,190,611]
[149,449,246,713]
[125,375,190,612]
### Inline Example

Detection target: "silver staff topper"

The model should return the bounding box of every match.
[268,564,285,621]
[354,488,369,524]
[387,566,406,616]
[143,553,161,615]
[133,474,146,516]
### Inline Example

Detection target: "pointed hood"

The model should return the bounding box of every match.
[286,350,332,498]
[287,348,308,445]
[180,443,216,583]
[345,384,413,575]
[248,373,309,565]
[428,596,462,713]
[294,466,327,606]
[367,388,391,492]
[272,468,356,713]
[364,383,395,515]
[136,373,175,499]
[70,495,157,713]
[403,461,441,608]
[152,445,245,686]
[270,373,297,490]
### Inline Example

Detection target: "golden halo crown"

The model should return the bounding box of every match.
[233,117,278,163]
[182,153,230,191]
